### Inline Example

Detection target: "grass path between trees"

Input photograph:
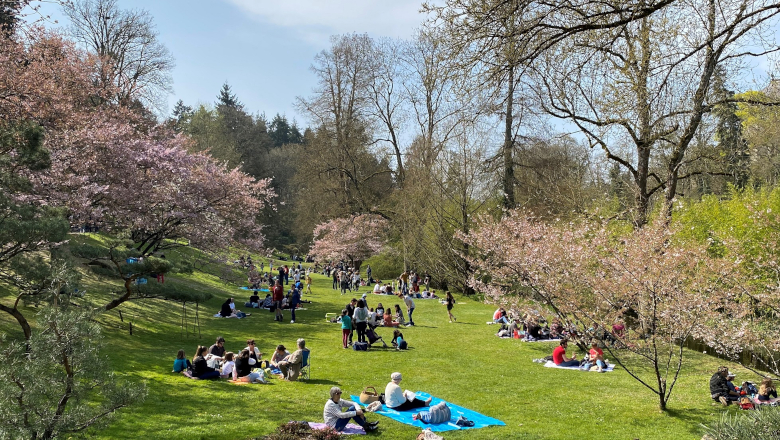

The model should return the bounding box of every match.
[0,240,747,440]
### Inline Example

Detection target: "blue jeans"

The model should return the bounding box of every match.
[334,414,368,431]
[557,360,581,367]
[408,308,415,325]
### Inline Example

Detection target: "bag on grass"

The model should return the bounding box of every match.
[366,401,383,412]
[360,386,380,404]
[353,341,368,351]
[739,397,754,410]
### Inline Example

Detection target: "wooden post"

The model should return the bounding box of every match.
[196,302,201,338]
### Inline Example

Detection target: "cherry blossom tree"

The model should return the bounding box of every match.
[463,213,739,411]
[309,214,389,269]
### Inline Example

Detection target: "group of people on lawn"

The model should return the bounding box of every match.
[709,365,777,406]
[339,296,408,349]
[173,336,309,382]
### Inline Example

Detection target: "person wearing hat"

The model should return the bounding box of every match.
[323,386,379,432]
[384,372,432,411]
[709,366,740,405]
[725,372,738,396]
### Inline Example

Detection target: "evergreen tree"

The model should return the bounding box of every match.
[170,99,193,133]
[216,81,242,109]
[712,67,750,189]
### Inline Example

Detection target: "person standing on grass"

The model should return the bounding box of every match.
[366,264,372,283]
[306,273,312,294]
[290,287,301,323]
[332,269,339,290]
[404,292,416,326]
[345,298,357,345]
[353,299,369,344]
[445,291,456,322]
[340,309,352,349]
[273,280,285,322]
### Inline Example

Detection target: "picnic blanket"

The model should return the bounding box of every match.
[307,422,366,435]
[240,287,270,292]
[522,338,561,343]
[349,392,505,432]
[543,360,615,372]
[749,396,780,406]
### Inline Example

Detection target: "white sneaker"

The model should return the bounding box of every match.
[290,320,295,323]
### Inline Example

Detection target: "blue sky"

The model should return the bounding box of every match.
[32,0,430,125]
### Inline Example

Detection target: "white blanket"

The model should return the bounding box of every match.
[543,360,615,372]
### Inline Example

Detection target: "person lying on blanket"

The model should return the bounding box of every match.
[412,401,450,424]
[552,339,580,367]
[385,372,432,411]
[323,386,379,432]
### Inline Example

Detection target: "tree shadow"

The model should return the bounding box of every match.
[301,379,340,386]
[665,407,723,435]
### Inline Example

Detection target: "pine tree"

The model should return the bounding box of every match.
[216,81,242,109]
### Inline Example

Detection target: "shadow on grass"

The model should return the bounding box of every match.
[301,379,340,386]
[665,407,716,436]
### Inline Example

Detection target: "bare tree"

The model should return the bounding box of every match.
[64,0,174,112]
[530,0,780,226]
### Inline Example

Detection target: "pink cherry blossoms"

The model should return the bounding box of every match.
[309,214,389,267]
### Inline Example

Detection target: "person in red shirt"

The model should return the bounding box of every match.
[552,339,580,367]
[273,280,284,322]
[587,341,606,372]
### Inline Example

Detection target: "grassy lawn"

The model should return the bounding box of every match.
[0,239,748,440]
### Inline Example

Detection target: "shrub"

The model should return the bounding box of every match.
[702,407,780,440]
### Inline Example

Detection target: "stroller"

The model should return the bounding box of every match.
[366,327,389,348]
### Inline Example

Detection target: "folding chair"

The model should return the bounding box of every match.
[300,350,311,380]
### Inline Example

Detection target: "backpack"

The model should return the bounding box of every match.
[353,342,369,351]
[398,340,408,350]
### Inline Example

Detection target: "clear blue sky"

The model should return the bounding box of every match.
[31,0,430,125]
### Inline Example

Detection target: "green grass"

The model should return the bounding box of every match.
[0,238,751,440]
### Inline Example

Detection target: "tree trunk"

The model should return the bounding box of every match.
[0,303,32,340]
[503,65,516,210]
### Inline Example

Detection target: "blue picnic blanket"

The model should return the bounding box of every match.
[349,392,505,432]
[240,287,270,292]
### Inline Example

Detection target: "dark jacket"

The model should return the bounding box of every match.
[192,356,215,377]
[710,373,729,397]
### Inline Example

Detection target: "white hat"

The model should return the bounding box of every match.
[391,372,402,382]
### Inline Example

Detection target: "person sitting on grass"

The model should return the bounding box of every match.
[323,386,378,432]
[376,302,385,317]
[233,349,263,383]
[244,339,262,362]
[172,349,191,373]
[394,304,406,326]
[493,307,509,324]
[392,329,407,350]
[710,366,740,405]
[191,345,221,379]
[373,282,383,293]
[277,338,309,381]
[269,344,290,368]
[581,341,607,372]
[220,352,236,378]
[384,372,432,411]
[383,308,400,327]
[206,336,226,369]
[552,339,580,367]
[758,378,778,401]
[245,292,260,308]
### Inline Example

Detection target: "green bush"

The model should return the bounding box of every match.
[363,251,403,281]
